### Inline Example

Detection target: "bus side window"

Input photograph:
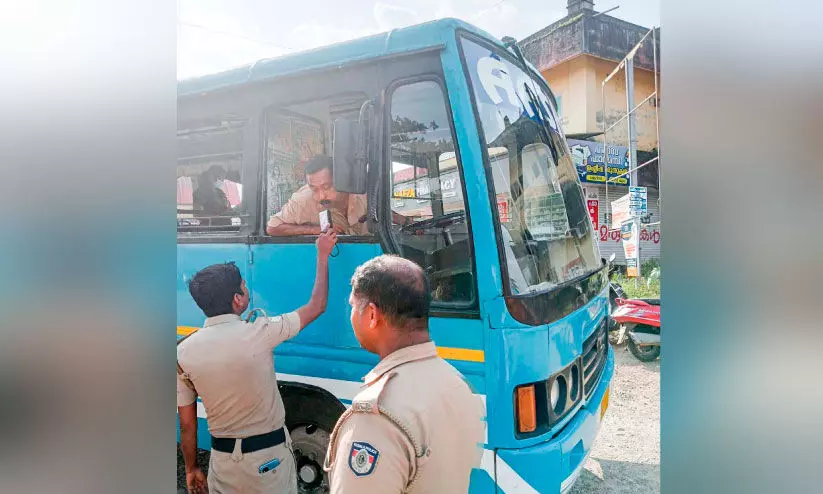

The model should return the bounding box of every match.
[177,114,248,233]
[388,80,475,305]
[264,112,325,226]
[263,93,371,236]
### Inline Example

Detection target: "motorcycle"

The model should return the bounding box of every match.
[604,254,626,327]
[611,298,661,362]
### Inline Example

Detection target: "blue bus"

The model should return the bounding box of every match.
[177,18,613,494]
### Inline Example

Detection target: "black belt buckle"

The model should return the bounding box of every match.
[211,427,286,454]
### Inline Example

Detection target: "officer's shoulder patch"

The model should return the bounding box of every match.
[348,441,380,476]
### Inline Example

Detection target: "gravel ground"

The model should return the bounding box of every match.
[177,345,659,494]
[570,344,660,494]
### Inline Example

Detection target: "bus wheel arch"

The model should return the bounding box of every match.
[280,382,346,493]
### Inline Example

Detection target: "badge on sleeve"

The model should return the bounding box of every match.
[349,442,380,476]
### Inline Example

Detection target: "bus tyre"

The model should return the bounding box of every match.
[627,338,660,362]
[282,387,346,494]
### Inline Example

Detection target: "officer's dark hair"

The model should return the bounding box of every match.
[304,155,333,176]
[188,262,244,317]
[350,255,430,332]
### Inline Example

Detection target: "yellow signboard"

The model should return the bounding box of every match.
[395,188,416,198]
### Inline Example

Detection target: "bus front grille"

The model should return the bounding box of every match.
[582,320,608,400]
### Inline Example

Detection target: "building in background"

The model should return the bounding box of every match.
[520,0,661,263]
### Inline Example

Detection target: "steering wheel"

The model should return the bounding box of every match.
[400,210,466,235]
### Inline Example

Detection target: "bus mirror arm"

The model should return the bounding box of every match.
[332,120,367,195]
[332,100,374,195]
[363,99,379,225]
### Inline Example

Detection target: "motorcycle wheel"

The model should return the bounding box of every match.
[627,338,660,362]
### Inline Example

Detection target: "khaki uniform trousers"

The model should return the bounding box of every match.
[208,437,297,493]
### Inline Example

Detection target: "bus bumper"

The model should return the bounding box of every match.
[490,347,614,494]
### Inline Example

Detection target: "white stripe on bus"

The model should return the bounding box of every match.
[277,373,364,401]
[481,449,540,494]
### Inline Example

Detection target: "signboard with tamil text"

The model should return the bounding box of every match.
[568,139,630,186]
[587,199,599,230]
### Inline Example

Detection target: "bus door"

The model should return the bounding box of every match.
[382,75,486,391]
[249,93,382,351]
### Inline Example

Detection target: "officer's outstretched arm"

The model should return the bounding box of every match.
[296,230,337,327]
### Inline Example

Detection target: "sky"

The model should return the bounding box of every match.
[177,0,660,79]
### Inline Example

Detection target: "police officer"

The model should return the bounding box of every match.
[177,230,337,494]
[324,255,485,493]
[266,155,368,237]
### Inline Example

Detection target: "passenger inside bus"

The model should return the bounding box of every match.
[193,165,231,217]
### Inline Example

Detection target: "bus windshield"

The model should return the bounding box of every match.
[460,36,600,295]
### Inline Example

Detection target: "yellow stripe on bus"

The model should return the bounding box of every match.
[177,326,199,336]
[176,326,485,363]
[435,347,485,363]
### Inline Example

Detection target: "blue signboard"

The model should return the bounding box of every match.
[629,186,647,216]
[568,139,630,186]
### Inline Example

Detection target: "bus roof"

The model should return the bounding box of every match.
[178,18,503,97]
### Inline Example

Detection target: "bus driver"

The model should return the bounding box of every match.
[266,155,368,237]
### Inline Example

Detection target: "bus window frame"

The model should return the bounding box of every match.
[176,103,259,243]
[455,29,607,326]
[254,91,380,245]
[381,74,480,315]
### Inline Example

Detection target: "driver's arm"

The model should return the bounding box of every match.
[267,223,322,236]
[267,188,321,236]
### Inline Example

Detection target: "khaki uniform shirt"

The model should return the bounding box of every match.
[267,185,368,235]
[176,312,301,437]
[325,342,485,493]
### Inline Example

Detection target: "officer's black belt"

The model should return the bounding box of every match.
[211,427,286,454]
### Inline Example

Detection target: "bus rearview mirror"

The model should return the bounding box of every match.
[332,119,367,194]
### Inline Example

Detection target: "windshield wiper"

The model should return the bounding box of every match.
[522,83,563,167]
[514,266,602,298]
[522,84,552,141]
[502,36,559,111]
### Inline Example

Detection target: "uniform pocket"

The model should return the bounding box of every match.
[258,457,281,475]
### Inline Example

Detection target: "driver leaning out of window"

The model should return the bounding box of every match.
[266,155,369,236]
[266,154,412,236]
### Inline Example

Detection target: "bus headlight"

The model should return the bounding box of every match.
[547,360,582,427]
[550,375,564,411]
[514,360,584,438]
